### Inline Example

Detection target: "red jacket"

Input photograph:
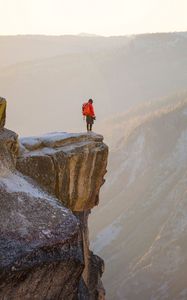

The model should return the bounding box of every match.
[85,102,95,117]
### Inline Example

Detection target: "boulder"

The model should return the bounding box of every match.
[0,128,19,168]
[0,175,84,299]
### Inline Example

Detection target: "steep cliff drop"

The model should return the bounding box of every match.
[0,97,108,300]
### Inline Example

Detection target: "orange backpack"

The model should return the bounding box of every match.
[82,102,89,116]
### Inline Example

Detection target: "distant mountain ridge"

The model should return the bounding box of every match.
[98,91,187,149]
[0,32,187,135]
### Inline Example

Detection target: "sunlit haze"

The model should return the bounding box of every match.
[0,0,187,36]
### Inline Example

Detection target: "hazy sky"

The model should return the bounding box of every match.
[0,0,187,36]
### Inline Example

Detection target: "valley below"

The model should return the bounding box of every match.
[90,97,187,300]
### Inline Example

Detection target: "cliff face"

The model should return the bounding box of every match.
[0,99,108,300]
[90,98,187,300]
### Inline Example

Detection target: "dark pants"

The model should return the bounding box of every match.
[86,116,94,131]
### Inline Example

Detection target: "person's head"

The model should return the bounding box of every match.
[88,98,93,104]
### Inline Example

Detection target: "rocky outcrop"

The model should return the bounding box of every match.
[0,99,108,299]
[17,132,108,299]
[17,132,108,211]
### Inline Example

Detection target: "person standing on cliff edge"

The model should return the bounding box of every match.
[82,99,96,132]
